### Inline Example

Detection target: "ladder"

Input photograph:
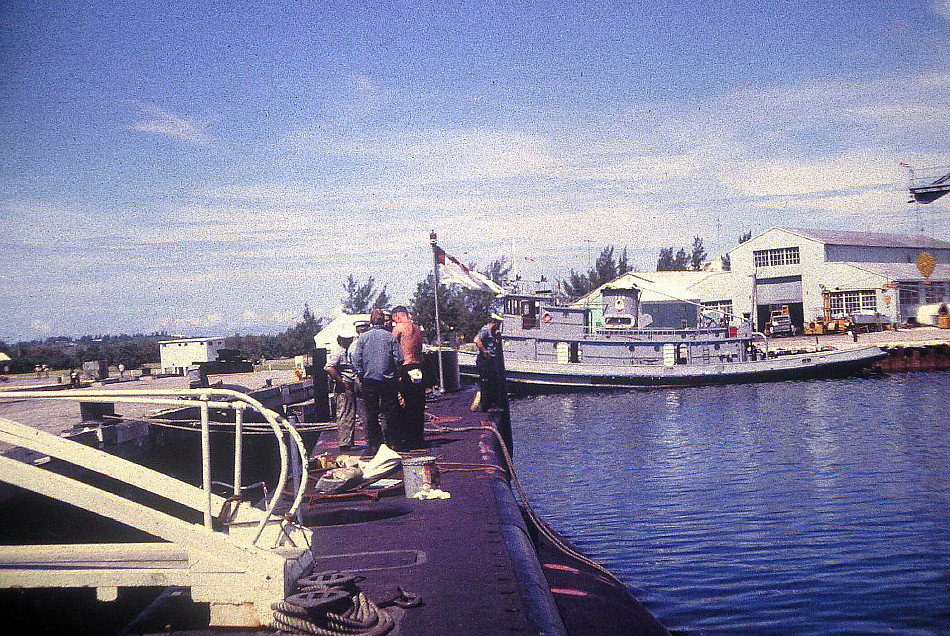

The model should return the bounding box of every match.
[0,388,314,627]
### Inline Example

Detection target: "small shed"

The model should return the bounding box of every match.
[159,337,226,376]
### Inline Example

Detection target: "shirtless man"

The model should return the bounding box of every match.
[392,305,426,450]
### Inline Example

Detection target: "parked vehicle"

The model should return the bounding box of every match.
[767,312,794,337]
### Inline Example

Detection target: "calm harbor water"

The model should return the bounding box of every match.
[510,372,950,635]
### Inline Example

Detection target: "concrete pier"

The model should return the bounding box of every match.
[765,325,950,372]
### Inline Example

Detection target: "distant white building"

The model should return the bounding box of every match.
[729,228,950,329]
[572,271,736,328]
[573,228,950,332]
[159,337,226,376]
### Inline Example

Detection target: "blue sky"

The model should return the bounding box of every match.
[2,0,949,340]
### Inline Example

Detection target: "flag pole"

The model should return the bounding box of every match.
[511,237,518,291]
[430,230,446,394]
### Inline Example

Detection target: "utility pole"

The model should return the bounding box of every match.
[584,239,594,297]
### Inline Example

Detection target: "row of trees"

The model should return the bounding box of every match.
[0,309,329,374]
[656,236,708,271]
[340,275,390,313]
[225,304,325,362]
[0,334,163,374]
[562,246,632,298]
[656,232,752,272]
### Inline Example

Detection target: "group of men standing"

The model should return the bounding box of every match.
[325,306,426,456]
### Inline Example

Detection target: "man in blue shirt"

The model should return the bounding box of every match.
[352,308,404,455]
[474,314,502,412]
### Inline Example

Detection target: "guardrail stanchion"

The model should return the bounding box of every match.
[199,392,213,529]
[233,403,244,498]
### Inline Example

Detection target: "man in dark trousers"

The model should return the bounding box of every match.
[474,314,503,412]
[352,308,403,456]
[392,305,426,450]
[325,328,358,450]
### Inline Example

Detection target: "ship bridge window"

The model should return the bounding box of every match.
[604,315,633,328]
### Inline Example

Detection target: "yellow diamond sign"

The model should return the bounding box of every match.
[917,252,936,282]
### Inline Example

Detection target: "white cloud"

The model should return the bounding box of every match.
[704,71,950,156]
[178,71,950,277]
[340,74,396,121]
[129,104,215,145]
[1,200,124,248]
[6,68,950,339]
[292,128,557,184]
[158,313,225,331]
[724,151,904,198]
[29,319,53,334]
[752,187,902,216]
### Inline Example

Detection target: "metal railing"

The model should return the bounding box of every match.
[0,388,308,547]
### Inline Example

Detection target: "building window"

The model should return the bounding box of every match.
[829,290,876,315]
[701,300,733,323]
[753,247,800,268]
[899,283,919,306]
[925,282,948,303]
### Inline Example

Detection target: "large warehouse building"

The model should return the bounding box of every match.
[575,227,950,333]
[730,228,950,330]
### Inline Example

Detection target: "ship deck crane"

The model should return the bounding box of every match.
[906,163,950,204]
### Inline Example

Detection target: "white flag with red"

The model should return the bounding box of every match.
[434,246,506,295]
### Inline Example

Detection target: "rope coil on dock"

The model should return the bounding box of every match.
[271,571,420,636]
[271,591,393,636]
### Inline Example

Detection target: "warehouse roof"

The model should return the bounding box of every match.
[780,228,950,250]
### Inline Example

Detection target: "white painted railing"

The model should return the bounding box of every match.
[0,388,309,547]
[0,387,317,626]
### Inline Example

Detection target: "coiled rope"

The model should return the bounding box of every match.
[272,572,420,636]
[271,591,393,636]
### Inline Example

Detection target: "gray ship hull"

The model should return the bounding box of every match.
[460,345,886,389]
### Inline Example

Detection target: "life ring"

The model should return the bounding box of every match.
[541,311,553,323]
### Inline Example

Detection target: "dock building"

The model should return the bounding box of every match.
[158,336,226,375]
[575,227,950,333]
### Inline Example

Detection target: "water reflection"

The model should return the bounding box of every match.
[511,372,950,635]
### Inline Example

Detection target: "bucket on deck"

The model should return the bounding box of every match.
[402,456,440,498]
